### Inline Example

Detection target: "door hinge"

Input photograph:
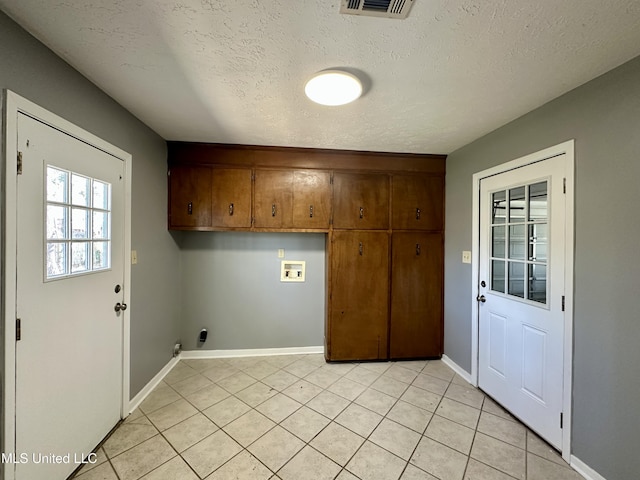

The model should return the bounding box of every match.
[561,295,565,311]
[17,151,23,175]
[563,177,566,194]
[560,412,563,428]
[16,318,22,341]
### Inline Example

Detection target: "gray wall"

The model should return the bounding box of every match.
[179,232,326,350]
[0,11,181,398]
[445,55,640,479]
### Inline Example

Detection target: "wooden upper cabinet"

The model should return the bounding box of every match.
[333,173,389,229]
[211,168,252,228]
[254,169,294,228]
[168,165,212,229]
[292,170,331,229]
[392,174,444,231]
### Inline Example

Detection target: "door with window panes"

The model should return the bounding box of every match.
[478,155,566,450]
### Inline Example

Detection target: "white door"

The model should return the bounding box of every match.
[478,155,566,449]
[15,113,125,479]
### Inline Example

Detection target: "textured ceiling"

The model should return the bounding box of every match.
[2,0,640,154]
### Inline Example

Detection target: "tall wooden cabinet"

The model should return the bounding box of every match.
[333,173,389,229]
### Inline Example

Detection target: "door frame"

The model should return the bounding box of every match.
[2,90,132,479]
[470,140,575,461]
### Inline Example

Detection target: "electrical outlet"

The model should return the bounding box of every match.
[131,250,138,264]
[462,251,471,264]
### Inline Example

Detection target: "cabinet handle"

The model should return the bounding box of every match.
[229,203,234,216]
[359,242,363,256]
[309,205,313,218]
[272,204,277,217]
[416,208,421,220]
[359,207,364,219]
[416,243,421,256]
[187,202,193,215]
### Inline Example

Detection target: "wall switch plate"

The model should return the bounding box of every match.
[131,250,138,264]
[278,249,285,258]
[462,251,471,264]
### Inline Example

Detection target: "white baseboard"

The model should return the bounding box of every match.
[181,345,324,359]
[128,356,180,415]
[571,456,607,480]
[441,354,475,386]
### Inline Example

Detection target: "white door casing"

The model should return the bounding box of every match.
[471,141,574,461]
[2,91,132,480]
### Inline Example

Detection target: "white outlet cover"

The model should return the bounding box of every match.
[281,260,305,282]
[462,251,472,264]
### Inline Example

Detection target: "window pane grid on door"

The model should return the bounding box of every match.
[489,181,548,305]
[45,165,112,280]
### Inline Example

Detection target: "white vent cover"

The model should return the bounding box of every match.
[340,0,415,19]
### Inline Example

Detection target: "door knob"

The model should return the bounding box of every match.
[114,302,128,312]
[476,295,486,303]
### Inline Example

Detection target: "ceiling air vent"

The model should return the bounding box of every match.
[340,0,415,19]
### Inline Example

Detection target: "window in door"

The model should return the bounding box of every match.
[45,165,112,279]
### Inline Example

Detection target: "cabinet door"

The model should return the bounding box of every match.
[328,231,389,361]
[211,168,252,228]
[333,173,389,229]
[392,175,444,230]
[169,165,211,228]
[390,232,443,358]
[292,170,331,229]
[254,169,294,228]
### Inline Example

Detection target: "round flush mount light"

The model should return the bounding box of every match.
[305,70,363,106]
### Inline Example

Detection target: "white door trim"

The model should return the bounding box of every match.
[470,140,574,461]
[2,90,132,479]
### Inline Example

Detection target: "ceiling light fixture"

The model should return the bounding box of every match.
[305,70,363,106]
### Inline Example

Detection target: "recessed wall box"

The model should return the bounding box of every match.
[281,261,306,282]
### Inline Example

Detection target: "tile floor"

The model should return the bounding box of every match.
[73,355,584,480]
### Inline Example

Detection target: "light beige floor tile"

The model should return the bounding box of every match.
[248,425,305,471]
[307,390,350,419]
[481,397,516,422]
[328,377,368,401]
[310,422,365,466]
[103,421,159,458]
[346,441,406,480]
[370,418,422,460]
[527,452,583,480]
[354,387,397,415]
[181,430,242,478]
[422,361,455,382]
[387,400,433,434]
[371,375,410,398]
[425,415,475,455]
[401,385,442,412]
[284,359,319,377]
[184,383,230,411]
[397,360,429,372]
[477,411,526,449]
[74,447,108,476]
[303,353,328,365]
[526,431,567,467]
[205,450,272,480]
[147,398,198,431]
[264,354,300,369]
[223,409,276,447]
[171,374,214,397]
[444,384,485,409]
[139,456,199,480]
[74,461,119,480]
[256,393,302,423]
[184,358,229,373]
[410,436,467,480]
[470,433,525,479]
[345,364,382,386]
[412,373,450,396]
[384,364,419,384]
[110,435,176,480]
[436,398,481,429]
[235,382,278,407]
[359,362,392,374]
[217,371,257,394]
[277,446,341,480]
[226,356,261,369]
[202,396,251,427]
[304,366,342,389]
[123,409,145,424]
[452,374,472,387]
[201,363,239,383]
[463,458,517,480]
[139,384,181,414]
[280,405,331,442]
[163,413,218,452]
[242,361,279,380]
[336,470,360,480]
[263,370,300,391]
[335,403,383,437]
[163,362,199,385]
[283,379,324,404]
[400,464,439,480]
[322,361,357,375]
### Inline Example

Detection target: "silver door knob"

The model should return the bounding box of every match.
[476,295,486,303]
[114,302,128,312]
